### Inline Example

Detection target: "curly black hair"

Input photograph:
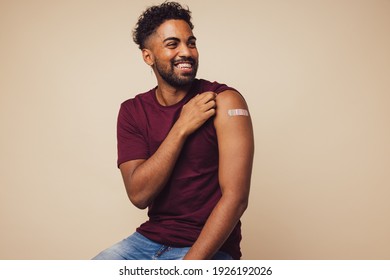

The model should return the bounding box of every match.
[133,1,194,49]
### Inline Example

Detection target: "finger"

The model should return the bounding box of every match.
[205,108,216,117]
[202,99,216,111]
[197,91,217,104]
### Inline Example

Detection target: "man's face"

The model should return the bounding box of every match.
[146,19,199,88]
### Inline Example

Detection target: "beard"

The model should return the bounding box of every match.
[155,57,198,88]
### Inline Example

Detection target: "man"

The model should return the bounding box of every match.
[93,1,254,260]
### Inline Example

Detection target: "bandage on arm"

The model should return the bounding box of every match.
[228,109,249,117]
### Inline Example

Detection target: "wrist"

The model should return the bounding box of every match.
[172,121,190,139]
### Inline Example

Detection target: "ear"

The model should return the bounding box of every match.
[142,49,154,67]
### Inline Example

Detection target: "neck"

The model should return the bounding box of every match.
[155,82,192,106]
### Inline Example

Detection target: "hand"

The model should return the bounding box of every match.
[175,91,217,136]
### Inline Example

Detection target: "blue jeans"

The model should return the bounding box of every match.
[92,232,233,260]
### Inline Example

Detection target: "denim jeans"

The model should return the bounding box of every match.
[92,232,233,260]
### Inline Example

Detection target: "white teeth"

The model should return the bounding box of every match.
[176,63,192,69]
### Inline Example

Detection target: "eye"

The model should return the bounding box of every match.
[188,41,197,48]
[166,41,178,48]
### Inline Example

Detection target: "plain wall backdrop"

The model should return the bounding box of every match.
[1,0,389,259]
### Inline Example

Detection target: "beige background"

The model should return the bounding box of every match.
[1,0,389,259]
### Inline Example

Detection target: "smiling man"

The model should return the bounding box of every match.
[93,1,254,260]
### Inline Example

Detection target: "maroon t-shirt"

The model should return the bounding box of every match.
[117,79,242,259]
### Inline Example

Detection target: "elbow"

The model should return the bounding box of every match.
[127,190,150,210]
[124,180,151,209]
[238,197,249,215]
[223,193,249,216]
[129,195,149,210]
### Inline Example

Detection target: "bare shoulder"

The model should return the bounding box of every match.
[216,90,248,108]
[215,90,251,122]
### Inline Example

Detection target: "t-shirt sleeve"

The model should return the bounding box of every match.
[117,102,149,167]
[205,80,240,95]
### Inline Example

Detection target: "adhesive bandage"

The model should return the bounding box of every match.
[228,109,249,117]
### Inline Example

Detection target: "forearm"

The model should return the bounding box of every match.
[124,124,188,209]
[183,195,248,260]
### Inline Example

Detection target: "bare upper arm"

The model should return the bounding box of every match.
[214,90,254,199]
[119,159,146,186]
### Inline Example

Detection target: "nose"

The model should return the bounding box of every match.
[178,43,191,57]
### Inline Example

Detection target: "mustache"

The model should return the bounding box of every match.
[172,57,196,64]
